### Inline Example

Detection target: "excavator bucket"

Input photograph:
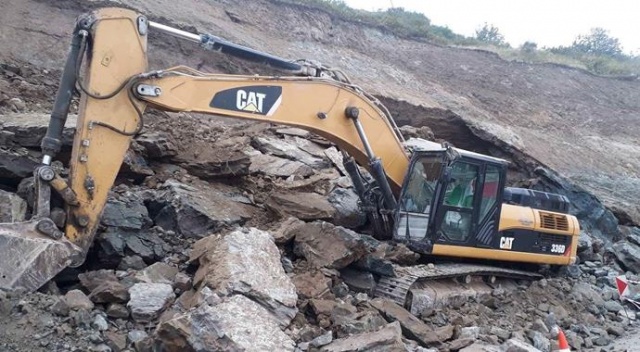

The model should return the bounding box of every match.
[0,219,79,292]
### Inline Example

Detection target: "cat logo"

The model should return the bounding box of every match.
[236,90,266,113]
[210,85,282,116]
[499,237,514,250]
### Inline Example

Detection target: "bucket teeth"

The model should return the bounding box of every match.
[0,220,79,293]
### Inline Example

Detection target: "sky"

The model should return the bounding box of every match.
[343,0,640,55]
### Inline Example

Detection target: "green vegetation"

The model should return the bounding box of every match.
[278,0,640,76]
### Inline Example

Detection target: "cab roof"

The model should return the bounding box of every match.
[403,138,509,165]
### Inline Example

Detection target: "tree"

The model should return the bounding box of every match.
[475,22,507,46]
[571,27,623,57]
[521,41,538,53]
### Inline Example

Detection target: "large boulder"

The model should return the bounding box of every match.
[0,112,76,147]
[292,221,369,270]
[251,136,329,169]
[327,187,367,229]
[249,153,314,178]
[612,240,640,273]
[266,191,335,220]
[0,189,26,222]
[153,295,296,352]
[96,228,171,268]
[148,179,255,238]
[321,321,406,352]
[127,283,175,323]
[190,227,298,327]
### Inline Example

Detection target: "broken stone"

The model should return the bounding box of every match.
[128,330,148,344]
[503,339,542,352]
[323,146,348,176]
[276,127,310,137]
[104,331,127,352]
[447,338,475,351]
[249,153,314,177]
[0,112,76,147]
[96,228,171,267]
[191,227,298,327]
[101,198,151,230]
[153,295,296,351]
[612,240,640,273]
[293,271,332,299]
[251,135,328,168]
[88,281,130,304]
[149,179,253,238]
[0,147,39,182]
[127,283,175,323]
[106,303,129,319]
[293,221,369,270]
[118,255,147,270]
[92,314,109,331]
[50,297,70,316]
[173,272,192,292]
[340,268,376,294]
[78,270,119,292]
[371,298,454,347]
[328,187,367,228]
[0,189,26,222]
[267,192,335,220]
[135,131,177,158]
[334,310,388,338]
[134,262,179,284]
[321,321,406,352]
[311,331,334,347]
[64,290,94,311]
[271,217,305,244]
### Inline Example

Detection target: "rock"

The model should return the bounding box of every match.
[572,282,605,308]
[592,335,611,346]
[64,289,95,311]
[120,149,155,179]
[96,228,171,267]
[106,303,129,319]
[101,198,151,230]
[384,243,420,265]
[88,281,130,304]
[50,297,70,316]
[447,338,475,351]
[276,127,310,137]
[328,187,367,228]
[491,327,511,341]
[149,179,253,238]
[190,227,298,327]
[78,270,119,291]
[334,310,388,338]
[503,338,542,352]
[577,232,593,253]
[127,330,148,344]
[293,221,369,270]
[459,327,480,339]
[134,262,179,284]
[612,241,640,273]
[249,153,314,177]
[92,314,109,331]
[104,331,127,352]
[311,331,334,347]
[371,298,454,347]
[0,113,76,147]
[267,191,335,220]
[340,268,376,294]
[607,325,624,337]
[398,125,435,141]
[251,135,328,168]
[135,131,177,158]
[127,283,175,323]
[0,147,39,182]
[153,295,296,351]
[321,321,406,352]
[118,255,147,270]
[527,331,550,352]
[293,271,332,299]
[460,342,502,352]
[271,217,305,244]
[173,272,192,292]
[0,190,26,222]
[604,300,623,313]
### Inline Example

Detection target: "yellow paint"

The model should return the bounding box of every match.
[432,244,576,265]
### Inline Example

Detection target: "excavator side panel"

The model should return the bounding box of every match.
[64,8,148,265]
[137,73,409,192]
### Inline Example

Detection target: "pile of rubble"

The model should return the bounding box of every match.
[1,62,640,352]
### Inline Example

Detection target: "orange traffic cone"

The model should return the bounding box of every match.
[557,328,571,352]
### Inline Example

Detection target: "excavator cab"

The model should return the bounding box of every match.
[395,139,510,255]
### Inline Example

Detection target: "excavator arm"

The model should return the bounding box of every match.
[0,8,410,292]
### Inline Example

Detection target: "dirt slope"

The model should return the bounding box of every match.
[1,0,639,228]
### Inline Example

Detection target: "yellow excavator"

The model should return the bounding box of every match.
[0,8,579,295]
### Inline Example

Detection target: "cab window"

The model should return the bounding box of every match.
[441,161,478,241]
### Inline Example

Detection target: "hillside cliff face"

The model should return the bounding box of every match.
[1,0,638,232]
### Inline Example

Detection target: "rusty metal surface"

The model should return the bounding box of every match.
[0,220,79,293]
[374,263,543,307]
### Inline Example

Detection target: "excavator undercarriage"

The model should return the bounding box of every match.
[0,7,579,306]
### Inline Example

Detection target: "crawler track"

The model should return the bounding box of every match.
[373,263,543,307]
